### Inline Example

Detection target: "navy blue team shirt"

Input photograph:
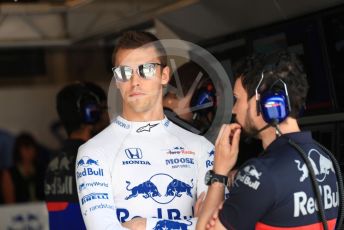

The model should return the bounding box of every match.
[219,132,338,230]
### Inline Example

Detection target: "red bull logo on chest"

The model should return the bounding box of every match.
[124,173,194,204]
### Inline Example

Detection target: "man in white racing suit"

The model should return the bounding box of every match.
[76,31,214,229]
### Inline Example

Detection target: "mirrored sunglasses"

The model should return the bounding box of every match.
[112,63,163,82]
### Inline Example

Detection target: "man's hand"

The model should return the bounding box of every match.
[194,191,206,217]
[206,203,226,230]
[196,124,240,230]
[122,218,146,230]
[213,123,241,176]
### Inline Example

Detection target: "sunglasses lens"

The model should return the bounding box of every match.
[113,66,133,81]
[139,63,156,78]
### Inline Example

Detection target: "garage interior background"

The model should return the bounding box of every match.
[0,0,343,168]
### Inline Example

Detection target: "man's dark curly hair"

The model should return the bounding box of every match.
[233,51,309,118]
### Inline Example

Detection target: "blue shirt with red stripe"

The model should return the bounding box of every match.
[219,131,339,229]
[44,139,86,230]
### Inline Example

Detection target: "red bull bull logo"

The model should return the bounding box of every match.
[77,156,99,167]
[125,180,161,200]
[153,219,192,230]
[165,179,193,198]
[295,148,335,183]
[8,213,42,230]
[124,173,194,204]
[235,165,262,190]
[76,156,104,179]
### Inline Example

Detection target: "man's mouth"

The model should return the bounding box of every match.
[129,92,145,97]
[128,92,146,99]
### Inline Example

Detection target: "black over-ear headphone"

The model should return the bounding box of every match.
[76,85,101,124]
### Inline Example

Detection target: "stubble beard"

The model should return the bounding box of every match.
[243,109,259,137]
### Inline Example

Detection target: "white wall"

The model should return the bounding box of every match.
[0,81,109,149]
[0,85,61,149]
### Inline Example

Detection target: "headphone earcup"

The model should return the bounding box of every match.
[260,90,290,123]
[81,102,101,124]
[190,84,216,115]
[77,90,101,125]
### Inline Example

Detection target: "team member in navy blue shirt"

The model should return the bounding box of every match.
[197,52,339,230]
[44,82,108,230]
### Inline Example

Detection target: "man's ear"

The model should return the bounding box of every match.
[161,66,170,85]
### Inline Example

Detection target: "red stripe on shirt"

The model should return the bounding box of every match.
[46,202,69,211]
[255,219,336,230]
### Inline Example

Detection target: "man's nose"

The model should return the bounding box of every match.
[130,71,141,86]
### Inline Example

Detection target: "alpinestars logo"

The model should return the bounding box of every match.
[294,148,335,183]
[136,123,158,133]
[234,165,262,190]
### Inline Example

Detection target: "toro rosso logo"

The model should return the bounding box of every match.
[295,148,335,182]
[165,147,195,155]
[153,220,192,230]
[125,173,194,204]
[76,156,103,179]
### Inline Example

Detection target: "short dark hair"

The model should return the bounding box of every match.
[56,82,106,135]
[234,51,309,118]
[168,61,210,96]
[112,30,167,67]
